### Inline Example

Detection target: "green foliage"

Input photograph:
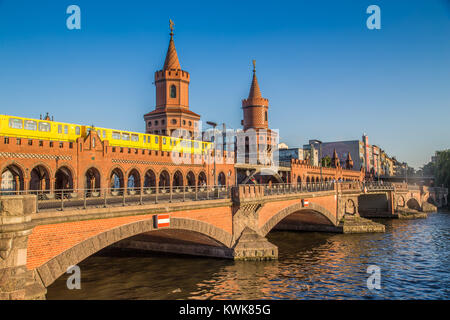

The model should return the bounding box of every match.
[423,150,450,188]
[321,156,331,168]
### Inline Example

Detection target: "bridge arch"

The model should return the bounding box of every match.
[33,217,233,288]
[109,166,125,190]
[1,162,25,192]
[406,197,421,210]
[143,169,156,189]
[198,171,207,186]
[259,202,337,236]
[54,166,74,191]
[29,164,52,192]
[127,168,141,191]
[84,167,101,190]
[186,171,196,187]
[159,170,171,190]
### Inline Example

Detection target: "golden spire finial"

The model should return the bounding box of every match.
[169,19,175,36]
[252,59,256,73]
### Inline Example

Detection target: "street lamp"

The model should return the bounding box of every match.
[310,139,323,182]
[206,121,217,186]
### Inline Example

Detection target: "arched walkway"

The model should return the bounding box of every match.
[29,165,51,192]
[173,171,183,188]
[198,171,207,187]
[218,172,226,186]
[144,170,156,189]
[110,168,124,191]
[85,167,101,191]
[186,171,196,187]
[1,164,24,192]
[127,169,141,192]
[159,170,170,191]
[54,166,74,191]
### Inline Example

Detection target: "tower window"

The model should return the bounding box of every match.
[265,111,268,122]
[170,85,176,98]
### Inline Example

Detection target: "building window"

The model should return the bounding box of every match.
[4,137,9,144]
[189,121,192,126]
[183,120,186,125]
[162,119,165,125]
[28,139,33,146]
[170,85,176,98]
[148,121,152,127]
[39,140,43,147]
[59,142,64,148]
[49,141,53,148]
[16,138,21,145]
[265,111,268,122]
[155,120,159,126]
[69,142,73,149]
[172,119,177,125]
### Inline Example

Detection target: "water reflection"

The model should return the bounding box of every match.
[47,212,450,300]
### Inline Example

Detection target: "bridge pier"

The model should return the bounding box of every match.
[0,195,46,300]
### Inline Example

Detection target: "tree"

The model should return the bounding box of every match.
[422,150,450,188]
[321,156,332,168]
[434,150,450,188]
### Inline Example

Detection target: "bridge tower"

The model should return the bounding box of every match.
[236,61,284,184]
[144,20,201,139]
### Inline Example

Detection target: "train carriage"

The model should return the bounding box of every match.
[0,114,214,156]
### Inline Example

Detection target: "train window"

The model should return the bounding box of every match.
[97,130,101,136]
[58,125,62,134]
[195,142,199,148]
[155,136,158,144]
[64,126,68,134]
[131,134,139,142]
[75,127,80,135]
[112,132,121,140]
[9,118,23,129]
[122,133,130,141]
[103,131,106,138]
[24,120,37,131]
[39,122,51,132]
[162,137,166,145]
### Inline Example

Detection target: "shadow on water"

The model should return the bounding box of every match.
[47,212,450,300]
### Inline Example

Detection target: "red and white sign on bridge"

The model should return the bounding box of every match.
[153,214,170,228]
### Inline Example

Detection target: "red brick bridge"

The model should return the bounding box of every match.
[1,181,446,300]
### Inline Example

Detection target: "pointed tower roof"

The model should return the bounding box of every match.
[248,60,262,99]
[242,60,269,109]
[346,152,354,169]
[163,20,181,70]
[332,149,341,168]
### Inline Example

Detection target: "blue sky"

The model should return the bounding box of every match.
[0,0,449,168]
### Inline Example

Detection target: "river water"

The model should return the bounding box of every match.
[47,211,450,300]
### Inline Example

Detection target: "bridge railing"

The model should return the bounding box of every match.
[1,185,233,213]
[337,181,394,192]
[263,182,335,196]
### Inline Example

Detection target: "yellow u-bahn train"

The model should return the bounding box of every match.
[0,114,213,155]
